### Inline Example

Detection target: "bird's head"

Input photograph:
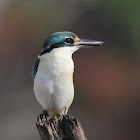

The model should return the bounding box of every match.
[40,31,104,56]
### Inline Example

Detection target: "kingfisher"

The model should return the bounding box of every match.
[32,31,103,118]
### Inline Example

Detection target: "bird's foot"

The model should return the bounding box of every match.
[42,110,49,119]
[37,110,50,126]
[38,110,49,121]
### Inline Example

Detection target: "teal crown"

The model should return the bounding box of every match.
[43,31,78,49]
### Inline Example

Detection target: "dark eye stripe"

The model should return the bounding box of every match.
[40,42,62,55]
[40,38,75,56]
[65,38,74,44]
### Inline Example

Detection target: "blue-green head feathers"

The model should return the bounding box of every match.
[43,31,78,49]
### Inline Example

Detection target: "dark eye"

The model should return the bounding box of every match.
[65,38,74,44]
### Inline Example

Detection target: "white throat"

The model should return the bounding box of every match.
[38,47,78,60]
[37,47,79,77]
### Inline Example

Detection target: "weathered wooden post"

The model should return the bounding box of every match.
[36,111,87,140]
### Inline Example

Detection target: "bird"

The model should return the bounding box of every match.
[32,31,103,118]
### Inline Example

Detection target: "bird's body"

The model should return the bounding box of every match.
[34,47,78,116]
[33,31,103,118]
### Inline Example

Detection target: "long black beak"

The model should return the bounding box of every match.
[74,38,104,48]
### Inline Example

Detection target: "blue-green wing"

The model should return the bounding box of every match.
[32,58,40,80]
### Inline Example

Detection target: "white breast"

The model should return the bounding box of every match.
[34,47,78,112]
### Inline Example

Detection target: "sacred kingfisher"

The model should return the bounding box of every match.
[32,31,103,118]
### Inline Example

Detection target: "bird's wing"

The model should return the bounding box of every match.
[32,58,40,80]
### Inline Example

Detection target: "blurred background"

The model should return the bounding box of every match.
[0,0,139,140]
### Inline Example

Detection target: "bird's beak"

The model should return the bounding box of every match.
[74,38,104,48]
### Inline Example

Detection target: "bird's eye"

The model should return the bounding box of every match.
[65,38,74,44]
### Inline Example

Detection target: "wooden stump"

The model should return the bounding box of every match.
[36,112,87,140]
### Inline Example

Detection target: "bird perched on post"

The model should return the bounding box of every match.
[32,31,103,118]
